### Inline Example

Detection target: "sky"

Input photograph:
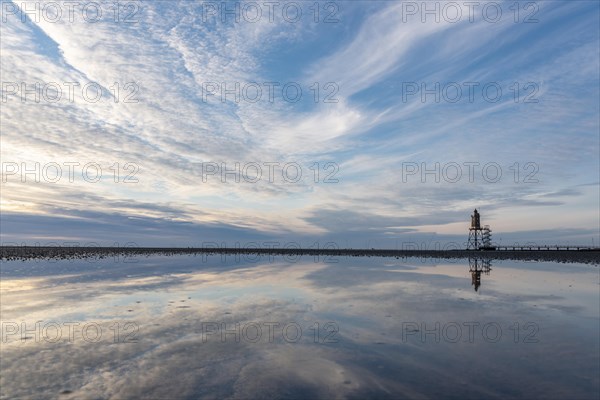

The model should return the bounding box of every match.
[0,0,599,248]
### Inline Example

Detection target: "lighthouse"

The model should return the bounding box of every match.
[467,209,494,250]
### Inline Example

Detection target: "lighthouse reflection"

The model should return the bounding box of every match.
[469,257,492,292]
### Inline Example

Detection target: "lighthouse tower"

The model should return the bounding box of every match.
[467,210,495,250]
[467,209,482,250]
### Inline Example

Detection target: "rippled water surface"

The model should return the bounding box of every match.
[1,255,598,399]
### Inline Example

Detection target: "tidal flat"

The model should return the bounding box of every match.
[1,254,598,399]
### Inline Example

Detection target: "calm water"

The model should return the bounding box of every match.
[1,255,598,399]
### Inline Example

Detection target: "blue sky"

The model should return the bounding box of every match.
[1,0,599,248]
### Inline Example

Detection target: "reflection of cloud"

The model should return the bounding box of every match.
[233,346,363,399]
[1,257,598,398]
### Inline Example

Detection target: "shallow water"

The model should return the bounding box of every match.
[1,255,598,399]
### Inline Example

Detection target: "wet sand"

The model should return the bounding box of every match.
[1,251,598,398]
[1,246,598,264]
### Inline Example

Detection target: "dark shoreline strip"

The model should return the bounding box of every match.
[1,247,599,264]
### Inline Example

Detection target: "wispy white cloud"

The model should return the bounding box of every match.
[1,0,598,244]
